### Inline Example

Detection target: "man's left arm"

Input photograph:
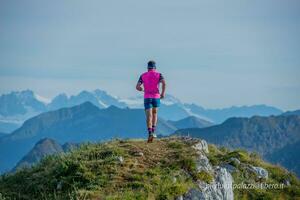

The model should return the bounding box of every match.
[136,76,143,92]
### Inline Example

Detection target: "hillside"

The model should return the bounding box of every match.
[0,137,299,200]
[13,138,64,170]
[282,110,300,116]
[174,115,300,177]
[0,121,19,133]
[0,102,176,173]
[266,140,300,178]
[168,116,213,129]
[184,104,283,123]
[13,138,80,171]
[0,132,6,139]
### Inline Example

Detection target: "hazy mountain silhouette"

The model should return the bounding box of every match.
[265,140,300,177]
[0,132,6,138]
[13,138,80,171]
[282,109,300,116]
[13,138,64,170]
[184,103,283,123]
[0,90,284,133]
[168,116,213,129]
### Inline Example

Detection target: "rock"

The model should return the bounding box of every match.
[180,140,235,200]
[229,157,240,165]
[181,139,234,200]
[176,195,184,200]
[193,140,209,154]
[136,152,144,157]
[173,177,177,183]
[117,156,124,163]
[249,166,268,179]
[213,167,234,200]
[195,154,213,172]
[182,168,234,200]
[181,188,206,200]
[132,151,144,157]
[220,164,236,173]
[56,181,63,190]
[283,179,291,186]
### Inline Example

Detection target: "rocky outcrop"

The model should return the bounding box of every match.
[179,139,234,200]
[249,166,268,179]
[192,139,209,154]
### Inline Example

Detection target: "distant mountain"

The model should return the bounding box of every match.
[184,104,283,123]
[62,142,80,152]
[0,121,20,133]
[168,116,213,129]
[47,89,127,110]
[13,138,80,171]
[118,94,282,122]
[0,89,284,133]
[0,90,46,117]
[266,140,300,177]
[13,138,64,170]
[174,115,300,176]
[0,89,127,132]
[0,102,177,173]
[119,94,194,121]
[282,110,300,116]
[0,90,47,132]
[0,132,6,138]
[174,115,300,155]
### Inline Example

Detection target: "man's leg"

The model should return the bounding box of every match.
[145,108,154,142]
[152,107,158,135]
[145,108,153,131]
[151,98,160,136]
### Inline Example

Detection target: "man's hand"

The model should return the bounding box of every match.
[160,93,165,99]
[136,84,143,92]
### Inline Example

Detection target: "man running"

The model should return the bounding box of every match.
[136,60,166,143]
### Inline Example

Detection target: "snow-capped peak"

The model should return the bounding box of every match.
[34,93,51,104]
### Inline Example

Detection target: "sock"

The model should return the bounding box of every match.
[148,127,153,136]
[152,125,156,133]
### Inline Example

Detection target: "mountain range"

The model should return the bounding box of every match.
[174,114,300,176]
[0,132,6,138]
[0,102,212,173]
[168,116,213,129]
[0,89,283,132]
[13,138,79,171]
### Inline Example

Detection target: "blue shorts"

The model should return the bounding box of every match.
[144,98,160,110]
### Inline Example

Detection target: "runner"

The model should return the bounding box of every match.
[136,60,166,143]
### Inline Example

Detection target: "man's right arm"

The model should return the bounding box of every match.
[161,79,166,99]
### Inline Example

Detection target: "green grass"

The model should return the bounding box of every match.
[0,138,198,200]
[0,138,300,200]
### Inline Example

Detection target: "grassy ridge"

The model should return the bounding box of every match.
[0,138,300,200]
[0,138,200,199]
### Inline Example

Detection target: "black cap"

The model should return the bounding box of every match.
[147,60,156,69]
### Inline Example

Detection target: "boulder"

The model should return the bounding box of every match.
[193,140,209,154]
[179,140,234,200]
[181,167,234,200]
[249,166,268,179]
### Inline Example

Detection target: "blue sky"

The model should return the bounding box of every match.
[0,0,299,110]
